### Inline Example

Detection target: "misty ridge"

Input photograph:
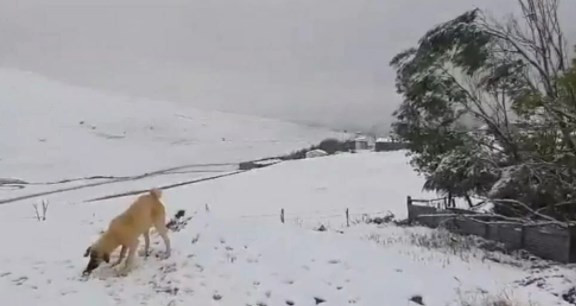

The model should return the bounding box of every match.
[0,0,574,134]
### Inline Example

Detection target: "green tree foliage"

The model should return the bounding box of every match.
[391,0,576,217]
[423,139,499,199]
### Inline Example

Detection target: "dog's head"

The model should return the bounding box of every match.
[82,246,110,276]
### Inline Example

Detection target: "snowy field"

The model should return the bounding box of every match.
[1,69,575,306]
[1,152,575,306]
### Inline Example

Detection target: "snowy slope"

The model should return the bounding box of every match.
[0,151,573,306]
[0,68,347,205]
[0,68,345,181]
[167,151,432,221]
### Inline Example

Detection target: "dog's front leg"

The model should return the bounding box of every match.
[143,230,150,257]
[154,222,171,259]
[111,246,127,267]
[122,240,139,273]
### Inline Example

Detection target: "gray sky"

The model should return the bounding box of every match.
[1,0,574,134]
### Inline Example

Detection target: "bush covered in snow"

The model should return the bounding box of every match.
[278,138,352,160]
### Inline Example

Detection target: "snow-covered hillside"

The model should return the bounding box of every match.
[0,150,573,306]
[0,68,345,181]
[168,151,432,221]
[0,68,347,206]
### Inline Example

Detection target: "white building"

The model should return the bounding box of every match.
[352,135,374,151]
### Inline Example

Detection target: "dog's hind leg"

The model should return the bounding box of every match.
[143,230,150,257]
[154,221,171,258]
[111,245,127,267]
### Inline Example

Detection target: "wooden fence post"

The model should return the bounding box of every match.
[280,208,285,224]
[568,225,576,262]
[346,208,350,227]
[406,196,413,222]
[520,225,526,249]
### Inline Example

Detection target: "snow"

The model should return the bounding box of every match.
[305,149,328,158]
[1,150,574,305]
[0,69,574,306]
[253,158,283,167]
[376,137,392,142]
[0,68,346,181]
[0,68,346,205]
[167,151,434,222]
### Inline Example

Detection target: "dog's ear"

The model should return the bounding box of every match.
[102,253,110,263]
[84,246,91,257]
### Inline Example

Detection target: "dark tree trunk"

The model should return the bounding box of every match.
[465,195,474,208]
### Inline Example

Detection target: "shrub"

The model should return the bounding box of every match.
[33,199,49,221]
[456,290,538,306]
[317,138,347,154]
[278,138,352,161]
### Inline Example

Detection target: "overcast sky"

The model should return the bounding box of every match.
[1,0,574,134]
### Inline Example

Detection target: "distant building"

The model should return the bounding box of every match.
[375,137,407,152]
[352,135,374,151]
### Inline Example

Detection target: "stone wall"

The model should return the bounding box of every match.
[407,199,576,263]
[486,223,523,250]
[523,225,571,263]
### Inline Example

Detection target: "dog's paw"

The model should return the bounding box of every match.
[117,265,134,277]
[116,270,129,277]
[155,252,171,260]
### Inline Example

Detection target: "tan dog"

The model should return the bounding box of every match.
[83,189,171,276]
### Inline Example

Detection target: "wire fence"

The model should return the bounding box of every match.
[239,210,392,220]
[234,208,395,228]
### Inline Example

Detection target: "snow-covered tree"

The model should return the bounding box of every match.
[391,0,576,218]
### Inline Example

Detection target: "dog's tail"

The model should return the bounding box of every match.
[149,188,163,199]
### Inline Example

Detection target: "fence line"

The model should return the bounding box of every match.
[238,209,392,220]
[234,208,394,229]
[407,196,576,263]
